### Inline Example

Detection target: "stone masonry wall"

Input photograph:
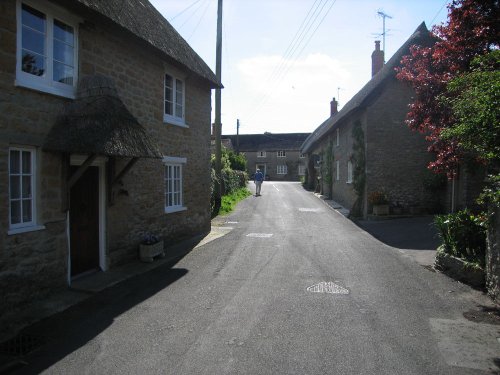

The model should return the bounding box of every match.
[244,149,305,181]
[365,78,435,215]
[0,0,213,329]
[0,0,69,328]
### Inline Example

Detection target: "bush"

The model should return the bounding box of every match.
[434,209,487,267]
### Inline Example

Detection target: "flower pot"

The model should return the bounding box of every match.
[373,204,389,215]
[139,240,165,263]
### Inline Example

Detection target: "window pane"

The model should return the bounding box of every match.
[22,176,32,198]
[22,26,45,55]
[22,51,45,76]
[53,19,74,45]
[53,39,74,66]
[10,150,20,173]
[53,61,74,85]
[175,104,183,118]
[10,176,20,199]
[22,199,32,222]
[10,200,21,225]
[165,74,173,88]
[22,151,31,173]
[22,4,46,33]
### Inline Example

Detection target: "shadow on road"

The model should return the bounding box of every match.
[355,216,440,251]
[8,264,188,374]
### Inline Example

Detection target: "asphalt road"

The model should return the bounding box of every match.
[13,182,500,374]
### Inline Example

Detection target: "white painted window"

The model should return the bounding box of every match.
[299,153,306,158]
[277,150,286,158]
[336,128,340,146]
[298,164,306,176]
[277,165,287,174]
[163,156,187,213]
[347,161,353,183]
[336,160,340,181]
[164,73,186,127]
[9,147,36,231]
[257,151,266,158]
[16,1,78,98]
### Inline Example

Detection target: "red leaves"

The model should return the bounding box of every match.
[396,0,499,175]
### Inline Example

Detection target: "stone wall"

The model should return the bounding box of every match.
[0,0,212,327]
[365,78,435,215]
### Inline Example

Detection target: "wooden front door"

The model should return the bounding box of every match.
[70,166,100,277]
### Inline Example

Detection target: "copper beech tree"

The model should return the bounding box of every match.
[396,0,499,177]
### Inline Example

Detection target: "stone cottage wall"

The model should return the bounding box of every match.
[365,78,435,214]
[0,0,69,328]
[0,0,212,331]
[77,10,212,266]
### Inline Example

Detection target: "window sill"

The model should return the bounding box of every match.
[163,116,189,128]
[8,224,46,236]
[165,206,187,214]
[15,77,75,99]
[346,181,353,184]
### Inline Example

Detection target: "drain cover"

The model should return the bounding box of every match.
[307,282,349,294]
[298,208,321,212]
[246,233,273,238]
[0,334,45,356]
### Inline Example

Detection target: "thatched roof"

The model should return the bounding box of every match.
[43,75,162,158]
[301,22,433,154]
[72,0,220,88]
[223,133,311,152]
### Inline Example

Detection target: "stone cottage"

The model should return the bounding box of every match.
[223,133,310,181]
[301,23,440,218]
[0,0,219,329]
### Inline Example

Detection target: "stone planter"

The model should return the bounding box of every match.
[373,204,389,215]
[435,250,485,288]
[139,240,165,263]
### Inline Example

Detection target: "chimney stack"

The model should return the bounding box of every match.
[330,97,338,117]
[371,40,384,77]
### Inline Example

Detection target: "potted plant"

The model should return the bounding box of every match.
[368,191,389,215]
[139,233,165,263]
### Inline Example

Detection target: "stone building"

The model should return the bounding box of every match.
[0,0,219,331]
[223,133,310,181]
[301,23,440,218]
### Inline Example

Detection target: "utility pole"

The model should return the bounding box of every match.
[236,119,240,155]
[213,0,223,215]
[377,10,392,62]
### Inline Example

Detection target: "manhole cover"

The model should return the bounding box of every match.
[246,233,273,238]
[298,208,322,212]
[0,333,46,356]
[307,282,349,294]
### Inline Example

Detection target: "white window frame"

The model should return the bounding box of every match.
[298,164,306,176]
[15,0,79,99]
[163,156,187,213]
[164,73,187,127]
[299,153,306,159]
[277,164,287,175]
[336,160,340,181]
[277,150,286,158]
[336,128,340,146]
[257,151,266,158]
[8,146,45,235]
[347,160,353,183]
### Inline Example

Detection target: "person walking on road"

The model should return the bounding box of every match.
[254,169,264,196]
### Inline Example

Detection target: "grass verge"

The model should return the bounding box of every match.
[220,187,252,215]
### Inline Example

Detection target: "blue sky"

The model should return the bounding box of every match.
[149,0,450,135]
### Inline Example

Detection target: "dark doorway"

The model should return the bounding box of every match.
[70,166,100,277]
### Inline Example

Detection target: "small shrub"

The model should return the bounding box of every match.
[434,209,487,267]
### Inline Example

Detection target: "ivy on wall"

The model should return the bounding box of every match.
[351,120,365,216]
[321,139,334,197]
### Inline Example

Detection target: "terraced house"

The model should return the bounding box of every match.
[0,0,220,327]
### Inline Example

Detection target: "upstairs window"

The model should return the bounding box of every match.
[336,128,340,146]
[164,74,186,127]
[299,153,306,158]
[16,1,78,98]
[277,150,286,158]
[257,151,266,158]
